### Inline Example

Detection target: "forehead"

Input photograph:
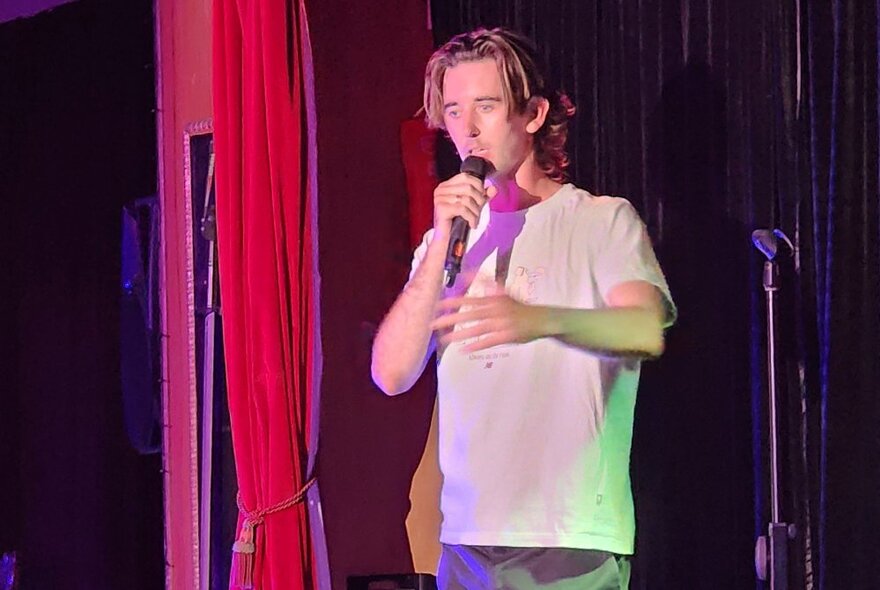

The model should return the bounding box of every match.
[442,59,503,102]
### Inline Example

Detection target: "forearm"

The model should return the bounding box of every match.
[537,305,665,358]
[371,236,448,395]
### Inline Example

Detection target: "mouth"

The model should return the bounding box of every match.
[468,147,490,157]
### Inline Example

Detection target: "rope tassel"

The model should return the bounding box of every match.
[230,478,317,589]
[231,520,257,589]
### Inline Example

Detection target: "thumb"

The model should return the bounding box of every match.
[486,184,498,200]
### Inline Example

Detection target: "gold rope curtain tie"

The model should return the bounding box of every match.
[231,476,317,589]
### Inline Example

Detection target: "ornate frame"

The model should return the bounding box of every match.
[164,117,213,589]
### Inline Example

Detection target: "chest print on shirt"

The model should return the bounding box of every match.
[507,265,545,304]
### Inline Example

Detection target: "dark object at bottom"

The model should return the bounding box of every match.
[347,573,437,590]
[1,552,19,590]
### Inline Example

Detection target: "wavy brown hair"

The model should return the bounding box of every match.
[424,27,576,182]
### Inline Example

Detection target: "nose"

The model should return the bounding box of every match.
[463,110,480,138]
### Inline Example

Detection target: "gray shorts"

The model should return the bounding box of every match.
[437,544,631,590]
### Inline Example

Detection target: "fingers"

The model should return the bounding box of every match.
[431,295,513,349]
[431,297,499,330]
[433,173,489,230]
[438,321,493,343]
[439,323,512,353]
[436,294,505,311]
[458,332,511,353]
[430,292,533,353]
[430,307,485,331]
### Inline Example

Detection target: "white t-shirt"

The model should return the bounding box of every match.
[409,183,675,555]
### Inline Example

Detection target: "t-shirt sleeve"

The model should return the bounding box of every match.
[594,200,677,327]
[407,228,435,284]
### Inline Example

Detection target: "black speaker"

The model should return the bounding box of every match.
[347,574,437,590]
[120,196,161,454]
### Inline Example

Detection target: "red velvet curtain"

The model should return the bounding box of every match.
[212,0,316,588]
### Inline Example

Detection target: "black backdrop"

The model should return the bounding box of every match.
[0,0,163,588]
[431,1,880,588]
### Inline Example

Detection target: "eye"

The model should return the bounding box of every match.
[477,104,494,113]
[445,109,461,119]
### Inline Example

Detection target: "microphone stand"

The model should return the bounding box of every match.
[752,229,796,590]
[199,145,218,590]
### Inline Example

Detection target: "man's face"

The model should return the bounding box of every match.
[441,59,534,177]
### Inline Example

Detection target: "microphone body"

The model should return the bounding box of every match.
[444,156,490,287]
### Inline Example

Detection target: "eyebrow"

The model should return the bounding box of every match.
[443,96,503,110]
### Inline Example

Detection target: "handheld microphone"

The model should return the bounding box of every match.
[444,156,490,287]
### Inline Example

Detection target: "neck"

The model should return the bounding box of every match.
[488,151,563,212]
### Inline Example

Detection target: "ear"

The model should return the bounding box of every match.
[525,97,550,134]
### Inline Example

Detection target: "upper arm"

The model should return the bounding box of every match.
[606,280,666,322]
[593,200,676,327]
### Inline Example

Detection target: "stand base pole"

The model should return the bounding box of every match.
[755,522,796,589]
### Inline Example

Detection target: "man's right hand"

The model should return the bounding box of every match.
[432,173,494,240]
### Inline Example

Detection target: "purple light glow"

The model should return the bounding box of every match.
[0,0,78,24]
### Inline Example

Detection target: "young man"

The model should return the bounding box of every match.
[372,28,675,590]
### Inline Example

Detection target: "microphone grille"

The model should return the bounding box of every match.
[460,155,490,181]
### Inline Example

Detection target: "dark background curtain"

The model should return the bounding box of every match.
[430,1,879,588]
[801,1,880,587]
[0,0,163,588]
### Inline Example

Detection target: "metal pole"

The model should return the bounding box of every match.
[752,229,796,590]
[199,243,217,590]
[765,262,781,524]
[198,149,218,590]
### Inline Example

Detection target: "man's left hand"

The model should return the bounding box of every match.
[431,294,548,353]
